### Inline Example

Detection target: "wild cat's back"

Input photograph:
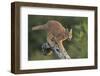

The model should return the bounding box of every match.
[47,20,65,34]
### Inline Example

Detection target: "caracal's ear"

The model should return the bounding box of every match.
[65,26,68,32]
[69,29,72,34]
[66,28,69,32]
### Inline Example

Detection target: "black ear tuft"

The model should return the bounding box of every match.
[65,25,68,29]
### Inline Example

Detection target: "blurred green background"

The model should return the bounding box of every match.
[28,15,88,60]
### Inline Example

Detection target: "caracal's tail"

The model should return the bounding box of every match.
[32,24,48,31]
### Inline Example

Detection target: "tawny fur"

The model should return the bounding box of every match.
[32,20,72,41]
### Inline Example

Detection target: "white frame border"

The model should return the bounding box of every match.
[20,6,95,70]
